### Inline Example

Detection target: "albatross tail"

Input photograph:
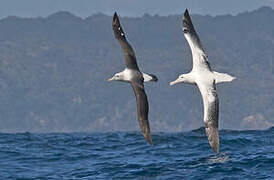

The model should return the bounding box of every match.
[142,73,158,82]
[213,71,236,84]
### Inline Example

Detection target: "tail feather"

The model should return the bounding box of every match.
[213,71,236,84]
[142,73,158,82]
[148,73,158,82]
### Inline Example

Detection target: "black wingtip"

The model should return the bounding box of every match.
[182,8,195,34]
[184,9,190,21]
[112,12,126,39]
[143,133,153,145]
[148,73,158,82]
[113,12,119,25]
[113,12,118,18]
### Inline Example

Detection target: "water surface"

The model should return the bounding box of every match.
[0,127,273,179]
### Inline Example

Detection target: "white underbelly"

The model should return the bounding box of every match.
[194,70,214,85]
[123,68,140,81]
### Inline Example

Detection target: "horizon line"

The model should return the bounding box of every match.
[0,6,272,20]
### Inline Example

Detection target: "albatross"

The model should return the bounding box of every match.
[170,9,236,153]
[107,12,158,145]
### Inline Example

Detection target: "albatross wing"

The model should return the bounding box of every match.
[112,12,140,71]
[183,9,211,71]
[131,78,152,145]
[198,81,219,153]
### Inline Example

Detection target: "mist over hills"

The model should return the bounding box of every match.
[0,7,273,132]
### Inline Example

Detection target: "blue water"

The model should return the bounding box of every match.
[0,127,273,179]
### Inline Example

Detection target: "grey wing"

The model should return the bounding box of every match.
[112,12,140,70]
[182,9,211,70]
[198,82,219,153]
[131,79,152,145]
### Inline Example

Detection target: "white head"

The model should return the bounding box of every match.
[170,74,186,86]
[170,73,196,86]
[107,72,125,82]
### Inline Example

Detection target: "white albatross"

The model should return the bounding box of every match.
[170,9,236,153]
[107,12,158,145]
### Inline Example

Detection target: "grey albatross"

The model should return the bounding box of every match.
[107,12,158,145]
[170,9,236,153]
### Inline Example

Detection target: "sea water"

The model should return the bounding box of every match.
[0,127,273,179]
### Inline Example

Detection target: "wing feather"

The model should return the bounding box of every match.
[198,82,219,153]
[183,9,211,71]
[131,79,152,145]
[112,12,140,70]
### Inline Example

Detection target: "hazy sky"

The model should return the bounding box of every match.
[0,0,274,18]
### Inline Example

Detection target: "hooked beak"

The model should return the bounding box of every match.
[107,77,114,82]
[170,78,181,86]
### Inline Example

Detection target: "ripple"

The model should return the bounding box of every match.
[0,128,273,179]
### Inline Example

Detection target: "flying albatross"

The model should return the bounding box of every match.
[170,9,236,153]
[107,12,158,145]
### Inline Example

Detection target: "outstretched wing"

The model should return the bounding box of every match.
[130,78,152,145]
[198,81,219,153]
[112,12,140,71]
[183,9,211,71]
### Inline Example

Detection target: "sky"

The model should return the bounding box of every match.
[0,0,274,18]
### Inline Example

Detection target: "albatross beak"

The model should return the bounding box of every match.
[107,77,114,82]
[170,78,181,86]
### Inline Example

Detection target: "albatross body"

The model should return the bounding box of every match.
[170,9,236,153]
[107,12,157,145]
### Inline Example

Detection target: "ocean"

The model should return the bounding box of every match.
[0,127,273,179]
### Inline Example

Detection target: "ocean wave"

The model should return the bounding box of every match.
[0,128,273,179]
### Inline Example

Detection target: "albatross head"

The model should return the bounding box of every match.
[170,73,195,86]
[107,72,125,82]
[170,74,185,86]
